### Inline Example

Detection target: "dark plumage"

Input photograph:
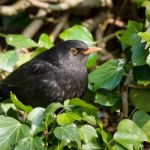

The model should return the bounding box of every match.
[0,40,101,107]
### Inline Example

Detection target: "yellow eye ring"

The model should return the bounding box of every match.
[70,48,78,55]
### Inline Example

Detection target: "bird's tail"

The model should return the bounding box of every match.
[0,84,10,101]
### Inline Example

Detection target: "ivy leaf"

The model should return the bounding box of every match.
[27,107,45,134]
[57,112,81,125]
[133,111,150,142]
[129,89,150,112]
[133,110,150,127]
[131,43,148,66]
[68,98,97,111]
[95,89,119,106]
[10,92,33,113]
[79,125,98,143]
[88,59,125,91]
[0,51,19,72]
[14,137,46,150]
[59,25,94,46]
[54,123,81,148]
[0,115,30,150]
[120,21,143,46]
[38,33,54,49]
[42,103,63,126]
[6,34,37,48]
[10,92,32,113]
[86,53,97,68]
[114,119,148,150]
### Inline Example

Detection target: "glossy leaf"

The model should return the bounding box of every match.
[131,43,148,66]
[0,51,19,72]
[133,111,150,142]
[57,112,81,125]
[54,123,81,147]
[68,98,97,110]
[88,59,125,91]
[59,25,94,46]
[38,33,54,49]
[138,32,150,47]
[82,138,101,150]
[82,113,96,125]
[27,107,45,126]
[10,92,33,113]
[86,53,97,68]
[133,110,150,127]
[120,21,143,46]
[27,107,45,134]
[0,115,30,150]
[14,136,46,150]
[6,34,37,48]
[95,89,119,106]
[114,119,148,149]
[42,103,63,126]
[79,125,98,143]
[130,89,150,112]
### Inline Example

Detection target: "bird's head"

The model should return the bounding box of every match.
[55,40,102,66]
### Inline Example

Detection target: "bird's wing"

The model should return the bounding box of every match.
[2,58,59,87]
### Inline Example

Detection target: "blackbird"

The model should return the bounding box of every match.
[0,40,101,107]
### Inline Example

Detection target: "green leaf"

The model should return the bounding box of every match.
[79,125,98,143]
[129,89,150,112]
[133,65,150,84]
[6,34,37,48]
[27,107,45,126]
[42,103,63,126]
[10,92,33,113]
[133,111,150,142]
[57,112,81,125]
[133,110,150,127]
[111,144,126,150]
[82,138,101,150]
[17,53,32,66]
[54,123,81,148]
[142,120,150,141]
[68,98,97,111]
[138,32,150,48]
[0,51,19,72]
[88,59,125,91]
[120,21,143,46]
[86,53,97,68]
[0,115,30,150]
[114,119,148,150]
[27,107,45,134]
[82,113,96,125]
[131,43,148,66]
[95,89,119,106]
[146,48,150,66]
[14,136,46,150]
[38,33,54,49]
[59,25,94,46]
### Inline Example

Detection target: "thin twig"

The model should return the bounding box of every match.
[95,30,125,44]
[121,70,132,118]
[50,14,69,42]
[22,9,47,38]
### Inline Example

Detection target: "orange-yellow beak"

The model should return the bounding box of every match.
[82,47,102,55]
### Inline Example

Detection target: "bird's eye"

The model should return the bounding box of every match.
[70,48,78,55]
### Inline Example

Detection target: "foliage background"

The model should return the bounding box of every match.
[0,0,150,150]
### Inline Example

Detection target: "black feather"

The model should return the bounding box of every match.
[0,40,88,107]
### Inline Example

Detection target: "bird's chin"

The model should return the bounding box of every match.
[82,55,88,65]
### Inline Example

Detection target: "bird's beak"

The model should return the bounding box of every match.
[82,47,102,55]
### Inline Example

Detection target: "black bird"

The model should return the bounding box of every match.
[0,40,101,107]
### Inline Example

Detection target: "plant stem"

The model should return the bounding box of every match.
[94,30,125,44]
[0,33,6,38]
